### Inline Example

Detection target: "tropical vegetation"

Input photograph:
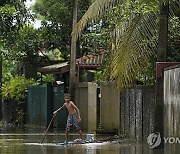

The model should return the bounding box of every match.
[72,0,180,88]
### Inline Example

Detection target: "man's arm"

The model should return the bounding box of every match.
[71,102,81,122]
[53,103,65,115]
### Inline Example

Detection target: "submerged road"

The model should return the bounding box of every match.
[0,132,179,154]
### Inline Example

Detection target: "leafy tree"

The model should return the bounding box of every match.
[8,25,51,65]
[79,21,111,55]
[2,56,19,82]
[167,16,180,62]
[32,0,91,96]
[1,25,52,80]
[0,0,31,48]
[0,0,36,82]
[32,0,91,60]
[0,0,31,112]
[0,0,91,83]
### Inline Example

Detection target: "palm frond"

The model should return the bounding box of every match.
[169,0,180,17]
[110,13,158,88]
[72,0,123,40]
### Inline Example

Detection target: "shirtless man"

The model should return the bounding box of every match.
[53,93,83,143]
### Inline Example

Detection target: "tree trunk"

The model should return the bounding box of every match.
[154,2,169,149]
[69,0,78,99]
[157,3,169,62]
[0,54,2,120]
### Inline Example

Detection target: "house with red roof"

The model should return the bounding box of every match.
[38,49,108,91]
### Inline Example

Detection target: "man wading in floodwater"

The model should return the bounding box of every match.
[53,93,83,144]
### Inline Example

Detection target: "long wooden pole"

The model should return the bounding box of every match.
[41,115,55,144]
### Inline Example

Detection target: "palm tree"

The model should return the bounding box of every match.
[72,0,179,88]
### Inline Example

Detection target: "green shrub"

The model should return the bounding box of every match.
[1,76,35,126]
[36,72,55,84]
[2,76,34,101]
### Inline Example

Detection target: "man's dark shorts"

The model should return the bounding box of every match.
[66,112,80,131]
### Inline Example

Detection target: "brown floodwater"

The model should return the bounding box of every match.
[0,129,180,154]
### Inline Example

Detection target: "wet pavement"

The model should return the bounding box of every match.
[0,129,180,154]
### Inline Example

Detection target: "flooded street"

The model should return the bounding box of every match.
[0,129,177,154]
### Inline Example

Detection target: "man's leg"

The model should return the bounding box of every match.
[78,129,83,139]
[65,115,71,142]
[73,114,83,139]
[65,130,69,141]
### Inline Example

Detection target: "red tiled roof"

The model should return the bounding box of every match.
[76,49,107,64]
[38,49,108,74]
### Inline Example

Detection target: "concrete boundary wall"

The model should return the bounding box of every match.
[75,82,97,132]
[75,81,155,142]
[100,81,120,133]
[164,65,180,138]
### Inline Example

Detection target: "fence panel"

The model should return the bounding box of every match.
[120,86,155,142]
[53,84,67,129]
[27,83,53,127]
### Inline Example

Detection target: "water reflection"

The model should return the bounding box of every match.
[0,133,180,154]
